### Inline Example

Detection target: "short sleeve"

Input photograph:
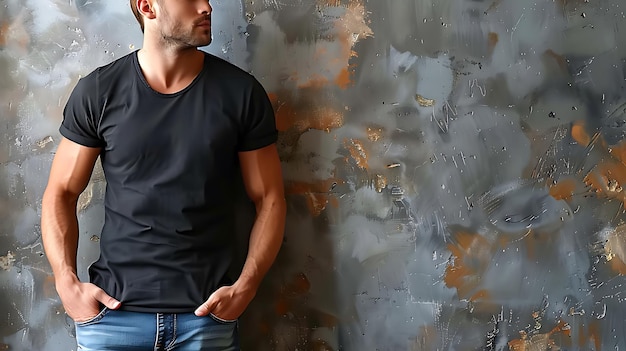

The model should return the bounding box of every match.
[238,78,278,152]
[59,74,105,148]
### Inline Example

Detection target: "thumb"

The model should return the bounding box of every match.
[194,295,217,316]
[94,288,121,310]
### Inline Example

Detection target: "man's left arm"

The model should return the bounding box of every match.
[195,143,286,319]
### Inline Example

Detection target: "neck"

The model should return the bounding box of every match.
[137,36,205,94]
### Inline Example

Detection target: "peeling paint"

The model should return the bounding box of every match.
[0,251,16,271]
[365,124,384,142]
[35,136,53,149]
[444,230,493,300]
[508,320,571,351]
[344,138,369,170]
[414,94,435,107]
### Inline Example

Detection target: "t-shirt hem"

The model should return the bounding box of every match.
[238,133,277,152]
[118,305,198,313]
[59,125,104,148]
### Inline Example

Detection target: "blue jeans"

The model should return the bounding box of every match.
[75,308,240,351]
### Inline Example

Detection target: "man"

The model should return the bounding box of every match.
[41,0,286,349]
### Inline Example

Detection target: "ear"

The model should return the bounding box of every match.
[137,0,157,20]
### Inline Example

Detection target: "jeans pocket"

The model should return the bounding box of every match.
[209,313,237,325]
[75,307,109,327]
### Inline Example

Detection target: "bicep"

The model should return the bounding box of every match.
[46,137,101,197]
[238,144,284,203]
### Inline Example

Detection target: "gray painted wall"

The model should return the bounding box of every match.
[2,0,626,350]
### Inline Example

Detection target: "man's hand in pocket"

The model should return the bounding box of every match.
[56,275,121,322]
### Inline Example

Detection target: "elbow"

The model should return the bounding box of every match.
[254,191,287,216]
[42,186,79,212]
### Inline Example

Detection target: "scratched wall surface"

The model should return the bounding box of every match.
[2,0,626,350]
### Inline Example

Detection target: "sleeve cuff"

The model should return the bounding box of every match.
[237,132,277,152]
[59,125,105,148]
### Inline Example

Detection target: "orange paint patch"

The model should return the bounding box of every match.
[609,140,626,165]
[267,92,279,105]
[415,94,436,107]
[287,0,371,90]
[522,229,547,261]
[275,297,290,316]
[555,320,572,338]
[576,133,626,207]
[469,289,490,302]
[366,124,385,142]
[508,320,571,351]
[296,73,331,90]
[589,321,602,351]
[584,161,626,205]
[333,2,373,55]
[300,193,329,217]
[544,49,569,72]
[487,32,499,54]
[577,324,585,347]
[335,67,352,89]
[288,272,311,295]
[299,107,345,132]
[270,95,297,132]
[0,21,9,47]
[329,195,340,209]
[444,231,492,299]
[286,178,343,216]
[269,94,344,133]
[344,138,369,170]
[609,255,626,275]
[549,178,577,200]
[331,1,373,88]
[496,235,512,249]
[571,121,591,147]
[577,320,602,349]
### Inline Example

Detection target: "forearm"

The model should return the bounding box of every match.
[41,189,81,286]
[236,194,286,292]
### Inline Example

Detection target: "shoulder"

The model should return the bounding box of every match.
[72,52,136,97]
[203,52,260,86]
[91,52,136,84]
[202,53,271,107]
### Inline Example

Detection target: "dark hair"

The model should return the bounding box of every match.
[130,0,144,32]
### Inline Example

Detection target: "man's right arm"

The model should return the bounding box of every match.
[41,137,120,322]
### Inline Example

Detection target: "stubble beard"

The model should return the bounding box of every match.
[161,24,212,49]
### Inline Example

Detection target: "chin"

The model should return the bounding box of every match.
[193,32,212,47]
[195,39,212,48]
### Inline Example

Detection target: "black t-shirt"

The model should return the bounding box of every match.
[60,51,277,313]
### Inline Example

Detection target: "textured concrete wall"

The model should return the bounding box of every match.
[2,0,626,350]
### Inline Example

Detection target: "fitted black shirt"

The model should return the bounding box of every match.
[60,51,277,312]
